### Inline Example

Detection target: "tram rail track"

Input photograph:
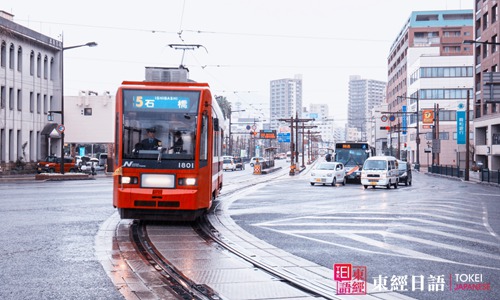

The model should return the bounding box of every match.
[123,163,411,300]
[129,167,347,300]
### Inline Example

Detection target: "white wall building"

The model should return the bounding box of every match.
[64,91,114,144]
[406,52,474,167]
[0,11,62,171]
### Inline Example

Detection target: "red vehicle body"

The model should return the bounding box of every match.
[36,156,78,173]
[113,78,225,221]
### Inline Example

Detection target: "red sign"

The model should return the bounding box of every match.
[334,264,367,295]
[423,110,434,124]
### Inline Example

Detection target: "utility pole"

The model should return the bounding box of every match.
[278,113,314,175]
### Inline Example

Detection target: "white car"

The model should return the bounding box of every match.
[223,157,236,171]
[310,162,346,186]
[249,157,265,167]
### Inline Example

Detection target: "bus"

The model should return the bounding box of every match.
[334,142,374,183]
[113,68,225,221]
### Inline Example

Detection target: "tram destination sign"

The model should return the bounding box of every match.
[259,130,277,139]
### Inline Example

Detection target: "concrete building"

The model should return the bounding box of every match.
[270,75,302,130]
[347,75,386,142]
[386,9,474,168]
[307,103,335,148]
[472,0,500,170]
[367,104,389,156]
[0,11,63,172]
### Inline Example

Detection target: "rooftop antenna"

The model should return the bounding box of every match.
[168,44,208,68]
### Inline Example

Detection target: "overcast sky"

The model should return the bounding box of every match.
[6,0,472,125]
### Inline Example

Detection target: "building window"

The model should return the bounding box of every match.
[483,12,489,30]
[36,53,41,78]
[43,95,47,114]
[9,44,14,69]
[17,89,21,111]
[17,46,22,72]
[50,58,54,80]
[43,56,48,79]
[493,4,498,23]
[0,41,5,67]
[9,88,13,110]
[0,86,4,108]
[30,92,34,113]
[492,35,498,54]
[483,43,489,58]
[37,93,41,114]
[30,51,34,75]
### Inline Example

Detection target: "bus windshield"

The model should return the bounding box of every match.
[121,89,200,160]
[335,148,370,167]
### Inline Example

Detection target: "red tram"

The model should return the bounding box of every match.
[113,69,225,221]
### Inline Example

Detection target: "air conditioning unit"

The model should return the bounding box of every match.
[145,67,188,82]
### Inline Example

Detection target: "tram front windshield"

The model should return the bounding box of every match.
[121,89,200,160]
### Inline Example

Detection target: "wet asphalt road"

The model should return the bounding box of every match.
[1,164,499,300]
[0,178,122,300]
[226,168,500,300]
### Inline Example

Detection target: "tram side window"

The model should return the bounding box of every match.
[199,115,208,160]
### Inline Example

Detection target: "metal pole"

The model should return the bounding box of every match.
[295,112,299,164]
[465,90,470,181]
[60,42,65,174]
[301,122,305,167]
[415,91,420,170]
[59,41,97,174]
[290,115,294,173]
[228,111,232,156]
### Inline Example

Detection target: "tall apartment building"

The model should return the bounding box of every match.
[270,75,302,130]
[0,11,63,172]
[386,10,474,167]
[472,0,500,170]
[307,103,335,148]
[347,75,386,142]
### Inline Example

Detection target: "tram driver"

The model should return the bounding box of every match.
[140,127,162,150]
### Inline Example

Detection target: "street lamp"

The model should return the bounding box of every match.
[59,41,97,174]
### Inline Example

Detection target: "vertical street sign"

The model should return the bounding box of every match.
[402,105,407,135]
[457,102,466,144]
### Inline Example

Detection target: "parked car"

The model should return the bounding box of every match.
[397,160,412,186]
[223,157,236,171]
[75,156,91,168]
[249,157,265,167]
[37,156,78,173]
[233,157,245,170]
[80,157,99,175]
[310,162,346,186]
[98,153,108,166]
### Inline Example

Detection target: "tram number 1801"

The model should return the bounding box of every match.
[178,162,195,169]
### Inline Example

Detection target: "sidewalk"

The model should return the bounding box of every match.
[421,168,499,187]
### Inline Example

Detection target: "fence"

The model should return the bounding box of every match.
[428,165,500,184]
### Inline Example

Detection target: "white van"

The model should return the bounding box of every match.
[360,156,399,189]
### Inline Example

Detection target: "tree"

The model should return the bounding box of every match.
[215,95,231,119]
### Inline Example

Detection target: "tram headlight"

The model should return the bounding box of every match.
[178,177,197,186]
[120,176,138,184]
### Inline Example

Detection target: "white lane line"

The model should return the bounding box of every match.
[259,226,500,271]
